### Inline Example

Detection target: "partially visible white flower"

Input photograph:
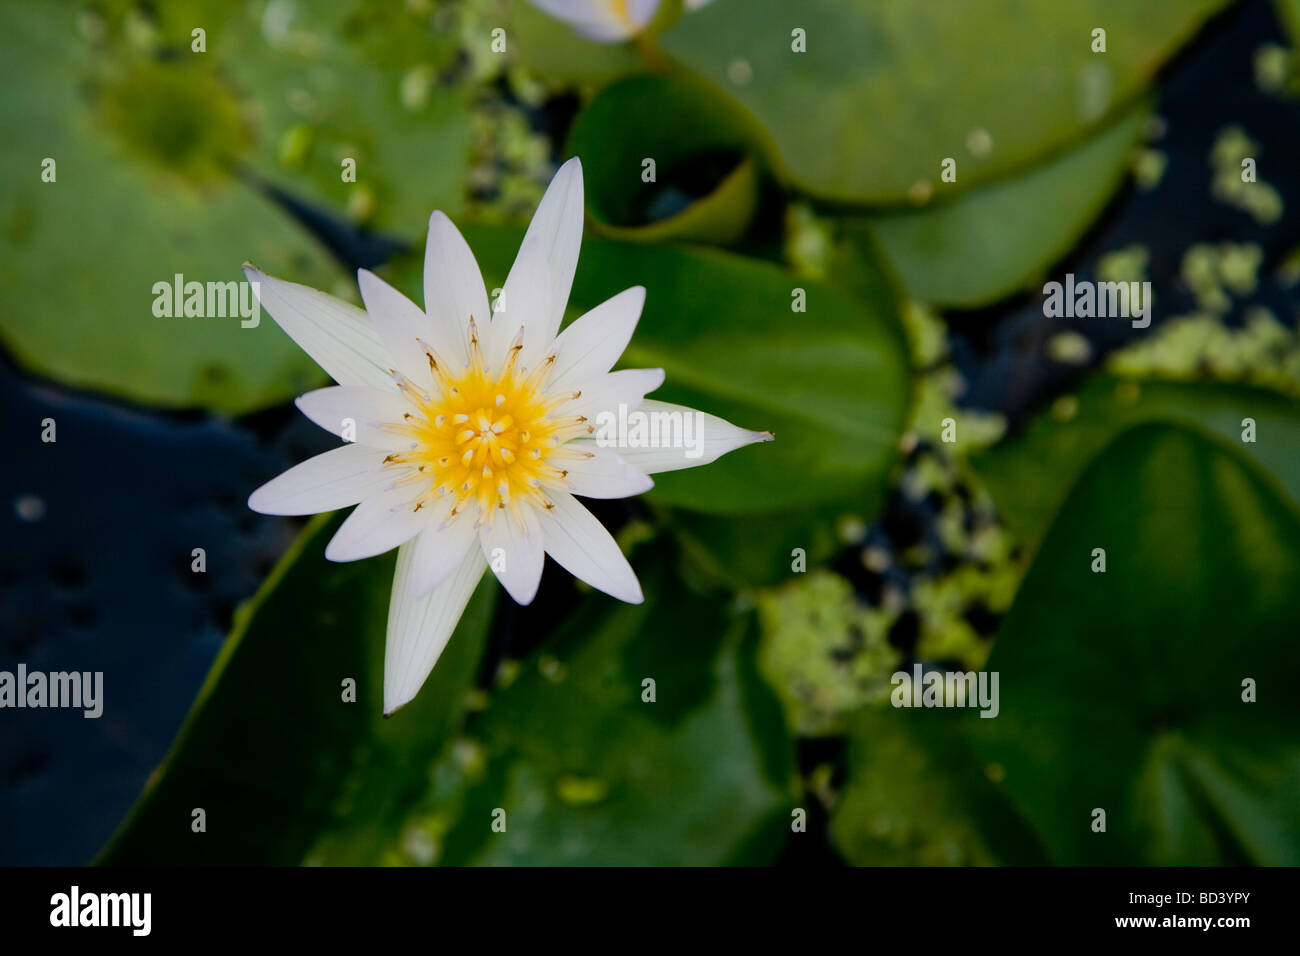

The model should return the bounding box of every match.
[528,0,714,43]
[246,158,770,714]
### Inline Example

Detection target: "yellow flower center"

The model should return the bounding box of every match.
[381,321,591,525]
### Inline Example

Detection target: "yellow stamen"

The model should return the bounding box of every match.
[380,322,571,518]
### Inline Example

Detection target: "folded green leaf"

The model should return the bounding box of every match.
[567,73,762,244]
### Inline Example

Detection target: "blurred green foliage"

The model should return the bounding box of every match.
[17,0,1288,865]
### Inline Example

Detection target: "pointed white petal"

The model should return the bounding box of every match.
[324,485,423,562]
[423,211,488,366]
[566,367,664,421]
[539,491,643,603]
[409,516,479,598]
[384,543,488,715]
[243,264,395,391]
[499,157,584,367]
[357,269,435,391]
[484,245,553,370]
[294,386,413,451]
[548,286,645,390]
[247,444,390,516]
[599,399,774,474]
[554,441,653,499]
[479,506,545,605]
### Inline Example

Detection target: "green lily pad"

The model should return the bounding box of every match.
[661,0,1228,202]
[863,101,1149,308]
[204,0,472,235]
[972,423,1300,864]
[98,514,497,865]
[566,72,761,243]
[90,0,473,235]
[434,544,796,865]
[831,708,1050,865]
[615,245,907,513]
[971,377,1300,554]
[0,1,341,412]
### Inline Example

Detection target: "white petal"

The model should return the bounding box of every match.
[423,211,489,367]
[247,444,390,516]
[565,367,664,421]
[539,491,643,603]
[294,386,413,451]
[409,516,479,598]
[357,269,435,391]
[529,0,653,40]
[497,157,584,367]
[548,286,645,390]
[479,506,546,605]
[553,441,653,499]
[243,264,395,391]
[485,243,553,370]
[384,542,488,715]
[599,399,774,474]
[625,0,659,26]
[324,485,423,562]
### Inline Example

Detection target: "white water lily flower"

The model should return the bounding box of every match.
[528,0,714,43]
[245,158,770,714]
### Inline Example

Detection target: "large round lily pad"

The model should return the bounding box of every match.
[661,0,1229,202]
